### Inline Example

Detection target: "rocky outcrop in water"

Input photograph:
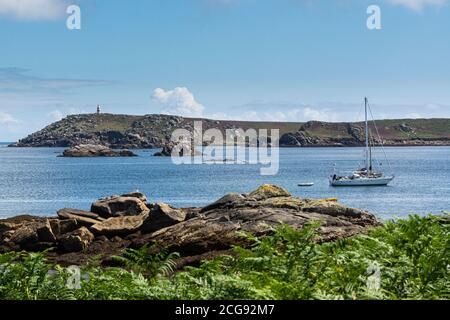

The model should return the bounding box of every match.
[0,185,381,266]
[61,144,137,157]
[154,142,202,157]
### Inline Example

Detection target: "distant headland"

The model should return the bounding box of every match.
[8,113,450,149]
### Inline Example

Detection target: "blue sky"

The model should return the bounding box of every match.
[0,0,449,141]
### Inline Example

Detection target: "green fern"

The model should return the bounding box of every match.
[112,243,180,278]
[0,214,448,300]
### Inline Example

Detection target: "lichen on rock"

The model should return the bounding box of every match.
[247,184,292,200]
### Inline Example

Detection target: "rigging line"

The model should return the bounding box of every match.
[369,132,383,167]
[367,102,393,173]
[368,102,390,170]
[369,134,379,164]
[370,134,383,166]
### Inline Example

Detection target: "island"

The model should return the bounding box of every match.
[8,113,450,149]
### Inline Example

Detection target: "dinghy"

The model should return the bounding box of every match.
[298,182,314,187]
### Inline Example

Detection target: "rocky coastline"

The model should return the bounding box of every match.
[279,121,450,147]
[0,185,380,267]
[8,114,450,149]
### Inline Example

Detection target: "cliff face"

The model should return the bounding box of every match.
[9,114,450,148]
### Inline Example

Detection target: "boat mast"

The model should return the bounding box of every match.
[364,97,372,172]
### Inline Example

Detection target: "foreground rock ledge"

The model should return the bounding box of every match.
[0,185,380,266]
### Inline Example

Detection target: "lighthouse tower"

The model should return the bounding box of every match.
[96,105,101,114]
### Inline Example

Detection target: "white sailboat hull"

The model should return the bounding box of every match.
[330,176,394,186]
[329,98,395,188]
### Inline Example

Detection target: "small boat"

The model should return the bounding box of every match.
[330,98,395,187]
[298,182,314,187]
[204,159,248,164]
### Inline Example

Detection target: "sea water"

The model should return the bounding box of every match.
[1,143,449,220]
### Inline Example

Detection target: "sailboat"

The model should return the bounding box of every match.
[329,98,395,187]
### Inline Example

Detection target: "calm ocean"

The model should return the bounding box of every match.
[1,143,449,220]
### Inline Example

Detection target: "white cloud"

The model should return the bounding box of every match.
[385,0,448,11]
[205,99,450,123]
[0,111,21,138]
[406,112,424,118]
[425,103,441,110]
[0,111,19,125]
[0,0,68,21]
[47,107,88,122]
[68,107,87,115]
[302,107,340,122]
[213,106,340,123]
[203,0,448,11]
[153,87,205,117]
[216,99,343,122]
[48,110,64,121]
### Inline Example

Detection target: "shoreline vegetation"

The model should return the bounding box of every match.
[0,214,448,300]
[0,185,448,300]
[8,114,450,149]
